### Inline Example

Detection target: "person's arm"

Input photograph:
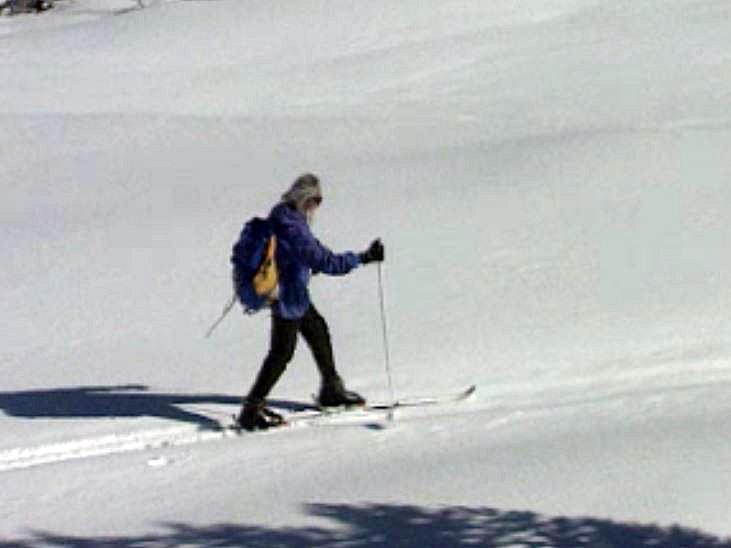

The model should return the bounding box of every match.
[284,222,360,276]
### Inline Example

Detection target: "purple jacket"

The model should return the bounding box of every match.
[269,202,360,319]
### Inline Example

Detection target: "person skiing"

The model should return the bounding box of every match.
[236,173,385,431]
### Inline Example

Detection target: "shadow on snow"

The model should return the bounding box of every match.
[0,385,313,429]
[3,503,731,547]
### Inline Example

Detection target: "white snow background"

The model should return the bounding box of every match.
[1,0,731,545]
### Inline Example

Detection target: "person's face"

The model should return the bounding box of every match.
[304,195,322,213]
[303,195,322,224]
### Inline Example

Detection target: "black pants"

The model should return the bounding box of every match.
[246,304,338,403]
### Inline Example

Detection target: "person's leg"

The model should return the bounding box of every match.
[298,304,338,382]
[247,313,300,402]
[300,304,365,407]
[238,313,299,430]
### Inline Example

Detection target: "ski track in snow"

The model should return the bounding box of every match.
[0,416,371,472]
[0,424,227,472]
[0,407,411,471]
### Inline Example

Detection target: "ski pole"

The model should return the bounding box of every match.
[377,260,396,420]
[205,292,237,338]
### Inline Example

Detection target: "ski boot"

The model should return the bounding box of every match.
[235,399,285,432]
[318,375,366,408]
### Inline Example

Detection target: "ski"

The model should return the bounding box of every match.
[312,384,476,412]
[368,384,476,410]
[226,384,477,432]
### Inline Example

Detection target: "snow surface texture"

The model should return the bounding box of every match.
[2,0,731,545]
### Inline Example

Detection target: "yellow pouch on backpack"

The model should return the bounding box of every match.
[252,236,278,298]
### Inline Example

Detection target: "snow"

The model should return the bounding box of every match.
[1,0,731,544]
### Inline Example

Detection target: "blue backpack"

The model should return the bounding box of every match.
[231,217,278,314]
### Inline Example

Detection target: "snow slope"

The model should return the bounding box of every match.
[2,0,731,544]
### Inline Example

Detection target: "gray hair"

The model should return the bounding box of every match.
[282,173,322,212]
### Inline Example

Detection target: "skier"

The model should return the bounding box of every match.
[236,173,385,431]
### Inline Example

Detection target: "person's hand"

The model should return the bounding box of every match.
[359,239,385,264]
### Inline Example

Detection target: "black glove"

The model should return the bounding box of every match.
[359,239,385,264]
